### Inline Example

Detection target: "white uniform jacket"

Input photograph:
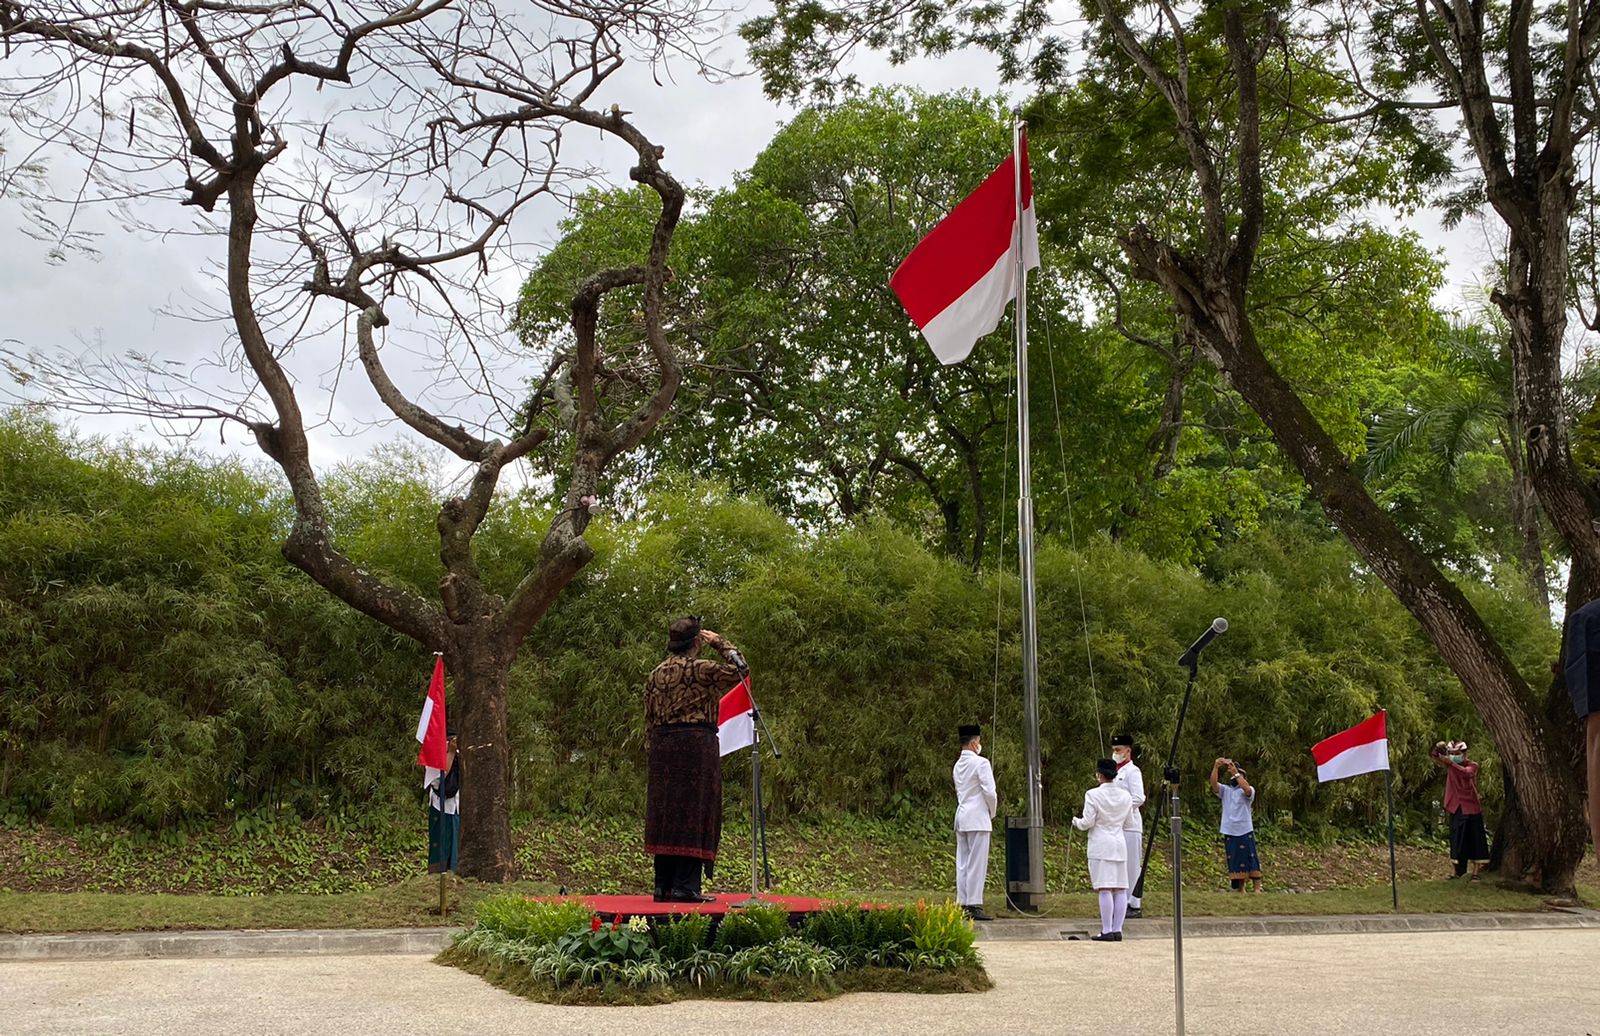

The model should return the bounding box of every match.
[953,750,998,832]
[1112,760,1146,832]
[1073,783,1134,860]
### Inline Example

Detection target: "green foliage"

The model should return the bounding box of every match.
[651,913,712,961]
[713,901,791,952]
[0,415,1554,836]
[801,902,919,966]
[723,937,840,983]
[555,917,656,964]
[906,901,979,968]
[472,896,593,945]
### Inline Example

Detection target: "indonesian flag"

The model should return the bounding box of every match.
[415,655,448,769]
[1311,710,1389,783]
[889,134,1040,365]
[718,677,756,756]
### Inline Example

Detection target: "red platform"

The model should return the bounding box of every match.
[540,893,827,920]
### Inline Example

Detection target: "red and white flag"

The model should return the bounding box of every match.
[415,655,448,769]
[718,677,756,756]
[890,134,1040,365]
[1311,710,1389,782]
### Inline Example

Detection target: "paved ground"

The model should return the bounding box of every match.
[7,928,1598,1035]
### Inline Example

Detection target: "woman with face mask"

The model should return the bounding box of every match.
[1109,735,1146,917]
[1431,740,1489,881]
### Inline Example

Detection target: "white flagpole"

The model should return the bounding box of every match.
[1012,116,1045,911]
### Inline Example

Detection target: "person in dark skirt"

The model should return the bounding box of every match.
[424,727,461,874]
[1210,756,1262,892]
[643,616,747,902]
[1431,739,1489,881]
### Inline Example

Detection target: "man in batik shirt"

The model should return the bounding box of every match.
[644,616,747,901]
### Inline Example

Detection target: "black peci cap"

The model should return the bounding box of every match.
[958,724,982,741]
[1111,734,1134,748]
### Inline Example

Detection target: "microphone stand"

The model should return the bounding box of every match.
[1131,652,1201,1036]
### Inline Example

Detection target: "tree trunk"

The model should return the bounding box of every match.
[1121,228,1588,893]
[450,628,517,882]
[1503,418,1550,610]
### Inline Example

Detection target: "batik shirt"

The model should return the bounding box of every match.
[644,635,745,734]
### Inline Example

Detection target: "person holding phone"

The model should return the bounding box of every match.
[1210,756,1262,892]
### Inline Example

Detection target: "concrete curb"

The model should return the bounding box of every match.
[974,908,1600,941]
[0,927,463,962]
[5,909,1599,961]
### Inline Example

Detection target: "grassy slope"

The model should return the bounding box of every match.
[2,814,1595,933]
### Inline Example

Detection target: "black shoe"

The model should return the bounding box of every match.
[669,891,716,903]
[1091,932,1121,942]
[968,908,994,921]
[1126,907,1142,919]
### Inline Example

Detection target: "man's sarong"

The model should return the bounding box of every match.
[428,806,460,874]
[644,722,722,864]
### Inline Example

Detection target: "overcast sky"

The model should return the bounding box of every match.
[1,10,1513,478]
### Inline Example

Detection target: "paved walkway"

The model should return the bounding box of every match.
[5,909,1598,961]
[7,929,1598,1035]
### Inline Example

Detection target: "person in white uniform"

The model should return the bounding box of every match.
[1110,734,1147,917]
[953,723,997,921]
[1074,758,1134,942]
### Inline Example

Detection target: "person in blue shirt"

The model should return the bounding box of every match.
[1210,756,1261,893]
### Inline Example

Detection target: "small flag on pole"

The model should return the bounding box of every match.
[718,677,756,756]
[1311,710,1389,782]
[415,655,448,769]
[889,135,1040,365]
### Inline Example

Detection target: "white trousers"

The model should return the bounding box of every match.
[1124,829,1143,907]
[955,830,991,907]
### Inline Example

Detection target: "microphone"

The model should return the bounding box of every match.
[1178,617,1228,667]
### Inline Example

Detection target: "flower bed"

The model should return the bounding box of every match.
[436,897,992,1005]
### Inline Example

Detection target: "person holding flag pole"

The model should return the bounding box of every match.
[415,653,459,914]
[1311,710,1397,909]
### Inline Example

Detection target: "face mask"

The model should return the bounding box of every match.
[1449,755,1464,764]
[1113,750,1129,763]
[1227,775,1239,787]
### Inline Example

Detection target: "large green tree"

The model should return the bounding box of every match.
[739,0,1592,890]
[521,89,1153,568]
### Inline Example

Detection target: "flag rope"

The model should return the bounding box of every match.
[1042,303,1105,755]
[992,350,1015,739]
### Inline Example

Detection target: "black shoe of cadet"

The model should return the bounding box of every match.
[968,907,994,921]
[1126,906,1142,919]
[1091,932,1119,942]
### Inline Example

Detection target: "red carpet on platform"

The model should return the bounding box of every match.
[541,893,827,920]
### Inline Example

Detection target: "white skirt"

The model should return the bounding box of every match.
[1088,856,1129,890]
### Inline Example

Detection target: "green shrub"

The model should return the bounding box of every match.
[907,901,978,968]
[652,913,712,961]
[802,902,917,966]
[552,915,656,965]
[473,896,593,944]
[724,937,840,983]
[713,901,791,952]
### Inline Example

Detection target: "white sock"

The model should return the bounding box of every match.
[1111,888,1129,932]
[1098,890,1115,933]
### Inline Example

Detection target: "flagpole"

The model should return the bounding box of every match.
[1012,116,1045,911]
[1385,766,1399,911]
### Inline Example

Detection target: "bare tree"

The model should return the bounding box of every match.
[1088,0,1588,892]
[0,0,721,880]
